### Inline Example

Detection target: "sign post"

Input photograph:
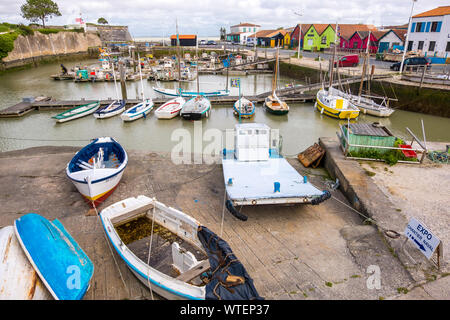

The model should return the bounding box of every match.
[404,217,442,267]
[231,78,241,123]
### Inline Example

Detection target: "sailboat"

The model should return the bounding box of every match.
[155,20,186,120]
[234,97,255,119]
[315,23,359,120]
[180,40,212,120]
[264,47,289,115]
[327,31,394,118]
[94,57,126,119]
[121,53,154,122]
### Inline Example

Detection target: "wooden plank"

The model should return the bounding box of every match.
[176,259,210,282]
[110,203,154,225]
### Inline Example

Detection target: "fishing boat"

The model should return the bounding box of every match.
[233,97,255,118]
[94,100,126,119]
[180,95,211,120]
[315,88,360,119]
[222,123,330,221]
[328,87,394,117]
[14,213,94,300]
[0,226,52,300]
[264,48,289,115]
[120,99,154,121]
[66,137,128,207]
[155,96,186,119]
[99,195,262,300]
[52,101,100,123]
[153,87,229,97]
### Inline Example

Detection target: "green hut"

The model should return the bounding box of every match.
[340,123,396,155]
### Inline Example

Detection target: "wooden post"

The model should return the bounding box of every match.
[358,55,367,97]
[119,61,127,102]
[419,64,427,92]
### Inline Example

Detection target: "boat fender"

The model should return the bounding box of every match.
[311,190,331,205]
[225,200,248,221]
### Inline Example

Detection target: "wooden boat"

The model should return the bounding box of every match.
[120,99,154,121]
[180,95,211,120]
[99,195,262,300]
[0,226,52,300]
[233,97,255,118]
[153,87,229,97]
[94,100,126,119]
[315,88,360,119]
[328,87,395,117]
[52,101,100,123]
[14,213,94,300]
[155,96,186,119]
[66,137,128,207]
[264,48,289,115]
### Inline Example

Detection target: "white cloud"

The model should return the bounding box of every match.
[1,0,448,37]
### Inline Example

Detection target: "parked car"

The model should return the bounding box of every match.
[199,40,207,45]
[207,40,217,45]
[246,42,255,47]
[334,54,359,67]
[232,41,240,45]
[390,57,431,71]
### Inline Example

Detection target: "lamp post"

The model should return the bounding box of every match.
[293,10,303,59]
[399,0,418,73]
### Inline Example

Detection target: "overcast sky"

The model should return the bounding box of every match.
[0,0,448,37]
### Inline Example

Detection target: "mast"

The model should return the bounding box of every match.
[272,47,279,96]
[196,34,200,94]
[176,18,182,96]
[328,22,338,95]
[110,56,120,101]
[137,52,145,102]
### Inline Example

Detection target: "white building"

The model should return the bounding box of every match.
[227,23,261,44]
[407,6,450,58]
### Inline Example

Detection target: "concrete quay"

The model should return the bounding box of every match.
[0,145,427,300]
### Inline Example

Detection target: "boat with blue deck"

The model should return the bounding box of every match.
[222,123,330,220]
[94,100,126,119]
[153,87,229,97]
[14,213,94,300]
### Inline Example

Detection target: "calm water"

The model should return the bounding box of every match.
[1,59,449,155]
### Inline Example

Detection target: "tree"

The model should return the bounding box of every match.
[220,27,227,40]
[97,17,108,25]
[20,0,61,28]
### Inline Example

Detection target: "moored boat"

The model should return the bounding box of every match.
[120,99,154,121]
[66,137,128,207]
[153,87,229,97]
[180,95,211,120]
[315,88,360,119]
[0,226,52,300]
[264,48,289,115]
[52,101,100,123]
[99,195,263,300]
[14,213,94,300]
[155,96,186,119]
[233,97,255,118]
[94,100,126,119]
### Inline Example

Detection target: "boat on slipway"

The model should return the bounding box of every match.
[99,195,263,300]
[14,213,94,300]
[155,96,186,119]
[52,101,100,123]
[180,95,211,120]
[66,137,128,207]
[222,123,330,220]
[0,226,52,300]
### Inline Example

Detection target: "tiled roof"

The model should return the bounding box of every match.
[248,29,277,38]
[337,24,377,40]
[231,22,261,28]
[391,29,407,41]
[413,6,450,18]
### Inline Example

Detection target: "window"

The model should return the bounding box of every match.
[321,36,327,44]
[415,22,422,32]
[407,41,413,51]
[253,28,256,32]
[243,28,246,32]
[429,41,436,52]
[446,42,450,52]
[418,41,424,50]
[431,22,439,32]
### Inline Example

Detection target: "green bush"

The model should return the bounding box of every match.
[37,28,61,34]
[0,32,19,60]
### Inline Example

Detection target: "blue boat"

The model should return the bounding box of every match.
[94,100,126,119]
[14,213,94,300]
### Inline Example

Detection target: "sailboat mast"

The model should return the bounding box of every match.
[176,19,181,95]
[329,22,337,92]
[272,47,279,95]
[110,57,120,101]
[137,52,145,101]
[196,35,200,94]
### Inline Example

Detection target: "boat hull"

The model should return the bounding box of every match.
[53,102,100,123]
[155,97,185,119]
[14,214,94,300]
[120,101,153,122]
[355,104,395,117]
[315,96,359,119]
[94,101,126,119]
[264,103,289,115]
[0,226,52,300]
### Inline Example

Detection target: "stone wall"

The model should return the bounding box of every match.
[1,31,102,69]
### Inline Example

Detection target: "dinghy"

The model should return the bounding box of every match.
[234,97,255,119]
[0,226,52,300]
[66,137,128,207]
[120,99,154,121]
[94,100,126,119]
[14,214,94,300]
[155,96,186,119]
[180,95,211,120]
[52,101,100,123]
[99,195,262,300]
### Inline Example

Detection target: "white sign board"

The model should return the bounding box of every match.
[404,217,441,259]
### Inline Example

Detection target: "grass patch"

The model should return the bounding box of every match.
[303,292,308,298]
[363,168,376,177]
[325,282,333,287]
[350,275,361,278]
[397,287,409,294]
